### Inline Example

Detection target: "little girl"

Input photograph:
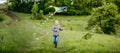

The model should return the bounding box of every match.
[52,20,63,48]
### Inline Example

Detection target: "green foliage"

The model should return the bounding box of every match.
[113,0,120,13]
[115,14,120,35]
[87,3,120,34]
[44,7,55,14]
[54,0,65,6]
[0,11,5,22]
[95,26,104,34]
[44,1,53,8]
[7,0,120,16]
[0,11,12,28]
[8,2,34,13]
[65,0,92,15]
[44,1,55,14]
[8,2,17,11]
[82,33,93,40]
[73,0,91,10]
[31,2,39,19]
[36,10,45,20]
[88,0,103,8]
[31,2,45,20]
[7,0,93,15]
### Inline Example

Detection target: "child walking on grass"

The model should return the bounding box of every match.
[52,20,63,48]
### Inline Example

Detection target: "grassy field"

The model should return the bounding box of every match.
[29,15,120,53]
[0,12,120,53]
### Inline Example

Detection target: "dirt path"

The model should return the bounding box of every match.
[0,8,21,21]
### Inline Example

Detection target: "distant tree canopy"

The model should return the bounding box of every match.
[7,0,120,15]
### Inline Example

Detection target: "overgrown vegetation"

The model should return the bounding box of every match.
[0,11,5,22]
[0,20,42,53]
[0,10,12,28]
[36,10,45,20]
[87,3,120,34]
[82,33,93,40]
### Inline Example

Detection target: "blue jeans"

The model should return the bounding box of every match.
[53,35,58,48]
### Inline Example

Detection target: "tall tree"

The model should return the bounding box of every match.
[31,2,39,19]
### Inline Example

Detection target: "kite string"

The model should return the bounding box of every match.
[39,11,56,30]
[33,11,56,38]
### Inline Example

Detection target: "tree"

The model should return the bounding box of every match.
[31,2,39,19]
[87,3,120,34]
[8,0,34,13]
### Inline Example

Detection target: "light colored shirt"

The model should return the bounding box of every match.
[52,25,62,35]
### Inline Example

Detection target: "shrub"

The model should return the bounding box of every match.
[0,11,5,22]
[82,33,93,40]
[87,3,120,34]
[36,10,45,20]
[44,7,55,15]
[115,14,120,35]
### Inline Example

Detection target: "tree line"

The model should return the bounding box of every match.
[7,0,120,15]
[6,0,120,35]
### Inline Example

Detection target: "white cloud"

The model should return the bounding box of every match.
[0,0,7,4]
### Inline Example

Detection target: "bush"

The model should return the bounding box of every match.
[36,10,45,20]
[87,3,120,34]
[0,11,5,22]
[44,7,55,15]
[82,33,93,40]
[115,14,120,35]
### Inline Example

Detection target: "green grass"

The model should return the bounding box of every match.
[0,14,12,28]
[0,20,43,53]
[0,12,120,53]
[27,15,120,53]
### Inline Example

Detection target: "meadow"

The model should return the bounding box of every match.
[0,12,120,53]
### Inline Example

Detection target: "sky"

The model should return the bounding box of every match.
[0,0,7,4]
